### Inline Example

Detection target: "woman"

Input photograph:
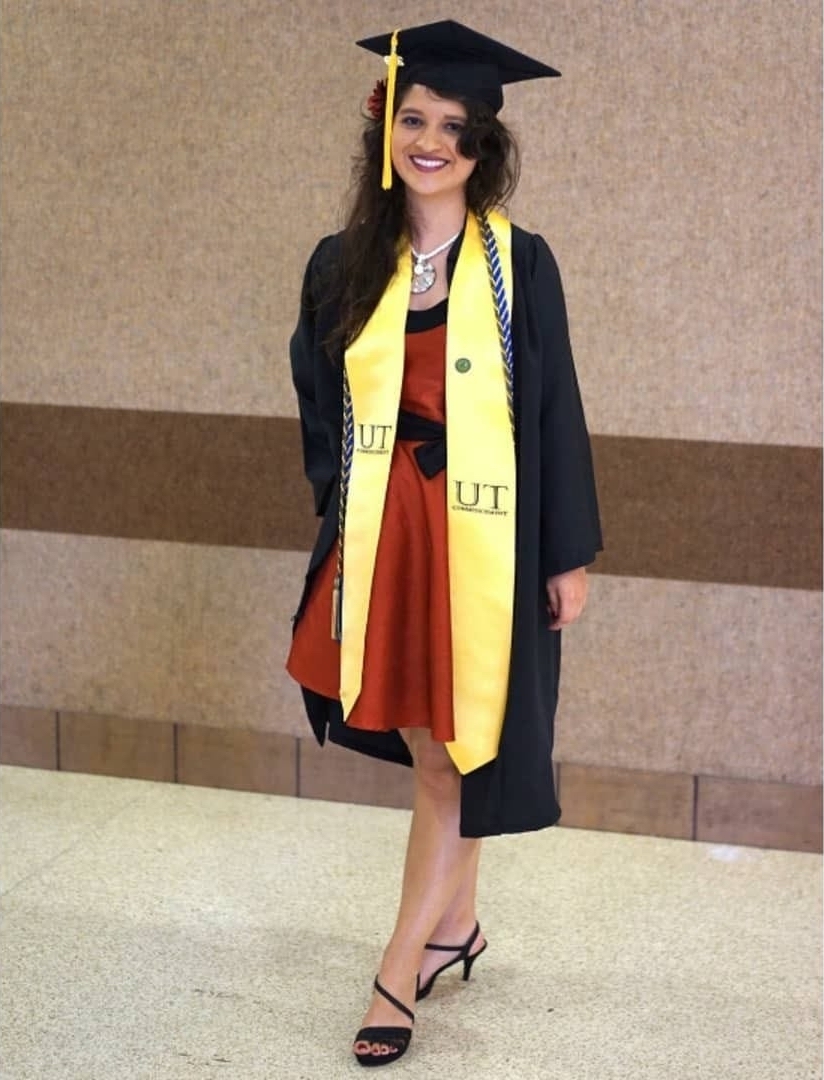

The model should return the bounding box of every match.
[286,20,602,1067]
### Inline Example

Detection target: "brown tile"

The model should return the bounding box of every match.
[0,706,58,768]
[0,403,316,551]
[591,435,821,589]
[298,737,415,810]
[558,763,694,839]
[696,776,823,853]
[2,402,821,588]
[177,725,297,795]
[59,712,175,781]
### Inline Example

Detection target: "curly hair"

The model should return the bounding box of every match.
[324,82,520,356]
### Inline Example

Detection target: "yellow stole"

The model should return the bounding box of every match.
[340,211,515,775]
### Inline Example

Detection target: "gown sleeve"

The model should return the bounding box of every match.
[531,234,604,578]
[289,237,337,517]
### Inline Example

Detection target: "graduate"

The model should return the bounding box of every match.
[286,20,603,1066]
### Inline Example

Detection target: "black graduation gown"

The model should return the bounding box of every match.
[289,223,603,838]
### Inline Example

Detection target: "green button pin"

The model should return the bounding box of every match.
[455,357,472,373]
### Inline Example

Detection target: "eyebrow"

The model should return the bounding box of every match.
[397,106,466,122]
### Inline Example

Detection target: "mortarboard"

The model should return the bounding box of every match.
[356,20,560,188]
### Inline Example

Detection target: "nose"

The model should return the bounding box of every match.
[414,124,443,153]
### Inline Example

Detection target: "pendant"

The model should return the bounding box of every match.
[411,258,436,294]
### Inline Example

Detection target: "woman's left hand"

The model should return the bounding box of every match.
[546,567,589,630]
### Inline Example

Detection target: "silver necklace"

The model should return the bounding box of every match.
[410,230,461,294]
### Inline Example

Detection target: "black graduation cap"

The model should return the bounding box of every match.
[356,19,560,115]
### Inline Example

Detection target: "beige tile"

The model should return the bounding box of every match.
[0,0,344,420]
[548,9,820,448]
[4,536,821,796]
[59,712,174,782]
[558,575,822,785]
[0,766,150,895]
[299,736,414,810]
[177,725,297,795]
[558,763,694,839]
[1,768,821,1079]
[2,3,819,447]
[167,546,308,737]
[696,776,823,853]
[0,531,308,736]
[0,706,57,768]
[3,531,820,818]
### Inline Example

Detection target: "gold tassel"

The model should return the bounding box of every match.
[382,30,401,191]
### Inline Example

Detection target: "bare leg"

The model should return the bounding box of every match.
[418,842,486,988]
[355,729,481,1037]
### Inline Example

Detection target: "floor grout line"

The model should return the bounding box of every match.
[0,783,154,901]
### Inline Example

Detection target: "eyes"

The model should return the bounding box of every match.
[398,115,466,135]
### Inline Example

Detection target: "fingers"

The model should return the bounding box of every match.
[547,593,584,630]
[546,569,588,630]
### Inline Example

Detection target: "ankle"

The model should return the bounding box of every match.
[379,941,424,981]
[429,913,480,945]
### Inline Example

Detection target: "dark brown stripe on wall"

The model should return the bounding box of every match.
[0,403,315,551]
[591,435,822,590]
[1,403,821,590]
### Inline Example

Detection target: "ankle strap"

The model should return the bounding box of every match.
[424,921,480,954]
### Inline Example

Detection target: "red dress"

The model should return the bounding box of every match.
[286,309,454,742]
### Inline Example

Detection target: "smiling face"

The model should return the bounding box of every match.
[390,84,477,201]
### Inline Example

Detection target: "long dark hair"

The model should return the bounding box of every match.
[324,83,520,356]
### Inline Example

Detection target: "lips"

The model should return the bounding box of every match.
[409,155,448,172]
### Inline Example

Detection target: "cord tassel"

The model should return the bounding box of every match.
[331,574,343,641]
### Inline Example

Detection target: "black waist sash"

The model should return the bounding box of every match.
[397,408,446,478]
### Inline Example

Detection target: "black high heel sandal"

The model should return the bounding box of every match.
[415,921,487,1001]
[353,977,415,1068]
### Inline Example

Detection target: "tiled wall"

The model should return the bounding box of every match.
[1,2,821,851]
[2,706,820,853]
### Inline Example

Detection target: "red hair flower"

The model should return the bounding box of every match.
[366,78,387,120]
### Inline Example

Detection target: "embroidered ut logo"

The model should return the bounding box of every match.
[357,424,393,452]
[454,481,510,512]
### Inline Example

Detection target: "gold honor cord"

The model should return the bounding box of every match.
[339,213,515,776]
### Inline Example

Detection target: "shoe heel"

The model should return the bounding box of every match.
[462,941,487,982]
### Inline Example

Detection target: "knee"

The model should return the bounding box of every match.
[407,734,460,798]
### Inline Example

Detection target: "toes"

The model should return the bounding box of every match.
[353,1039,400,1057]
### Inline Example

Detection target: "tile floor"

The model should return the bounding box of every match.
[1,765,821,1080]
